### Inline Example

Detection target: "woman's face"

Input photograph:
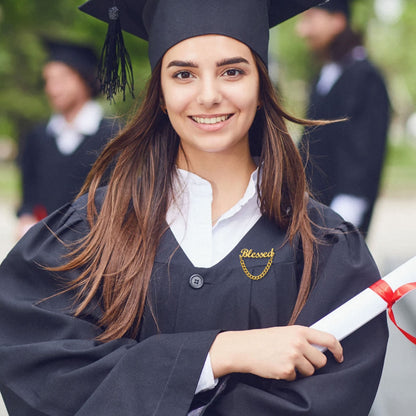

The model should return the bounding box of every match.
[161,35,260,159]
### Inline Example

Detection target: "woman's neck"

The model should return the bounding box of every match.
[177,149,257,224]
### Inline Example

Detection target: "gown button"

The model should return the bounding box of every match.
[189,274,204,289]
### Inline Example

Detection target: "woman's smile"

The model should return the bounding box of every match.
[190,114,233,125]
[189,113,234,132]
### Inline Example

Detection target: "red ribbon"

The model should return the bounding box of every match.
[370,279,416,344]
[33,205,48,221]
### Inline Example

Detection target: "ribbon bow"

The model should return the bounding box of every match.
[370,280,416,344]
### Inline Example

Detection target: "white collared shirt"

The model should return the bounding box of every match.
[166,168,262,268]
[316,62,343,95]
[166,168,262,395]
[47,101,103,155]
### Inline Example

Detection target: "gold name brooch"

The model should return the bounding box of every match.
[239,248,275,280]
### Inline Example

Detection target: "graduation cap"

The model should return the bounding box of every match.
[44,39,100,97]
[316,0,352,20]
[79,0,329,100]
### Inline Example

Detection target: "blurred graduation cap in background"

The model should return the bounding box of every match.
[43,39,100,97]
[79,0,329,100]
[317,0,352,20]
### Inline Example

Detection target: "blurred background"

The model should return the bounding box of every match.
[0,0,415,415]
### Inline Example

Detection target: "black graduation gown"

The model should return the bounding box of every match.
[17,118,117,218]
[0,189,388,415]
[299,55,390,235]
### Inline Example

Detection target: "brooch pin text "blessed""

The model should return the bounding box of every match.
[239,248,275,280]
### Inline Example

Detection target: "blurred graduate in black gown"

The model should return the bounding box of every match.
[17,40,118,237]
[297,0,390,236]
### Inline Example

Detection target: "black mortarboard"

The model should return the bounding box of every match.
[79,0,328,99]
[316,0,351,20]
[44,39,100,97]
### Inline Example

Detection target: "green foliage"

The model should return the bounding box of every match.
[366,1,416,120]
[382,141,416,191]
[0,162,19,203]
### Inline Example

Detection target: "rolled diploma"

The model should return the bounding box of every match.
[311,256,416,348]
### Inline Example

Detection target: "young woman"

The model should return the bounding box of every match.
[0,1,387,415]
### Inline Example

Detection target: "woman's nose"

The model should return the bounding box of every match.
[196,78,222,107]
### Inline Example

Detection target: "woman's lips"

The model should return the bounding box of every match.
[189,114,234,131]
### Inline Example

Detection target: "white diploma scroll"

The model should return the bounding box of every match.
[311,256,416,348]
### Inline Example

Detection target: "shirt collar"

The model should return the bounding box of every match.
[171,167,259,225]
[47,100,103,137]
[166,167,262,267]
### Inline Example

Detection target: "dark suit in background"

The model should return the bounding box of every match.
[18,117,116,218]
[299,48,390,235]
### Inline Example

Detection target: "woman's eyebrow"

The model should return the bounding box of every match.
[167,57,250,69]
[216,57,250,67]
[167,60,198,68]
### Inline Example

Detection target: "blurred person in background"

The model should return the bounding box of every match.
[296,0,390,237]
[16,39,118,238]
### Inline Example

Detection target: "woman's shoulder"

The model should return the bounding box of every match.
[306,197,369,256]
[71,186,108,217]
[344,58,388,93]
[0,189,106,272]
[307,197,345,230]
[27,186,108,246]
[306,196,366,243]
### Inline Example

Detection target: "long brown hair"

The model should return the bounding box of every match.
[54,52,322,341]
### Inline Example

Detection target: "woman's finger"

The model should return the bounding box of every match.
[305,327,344,363]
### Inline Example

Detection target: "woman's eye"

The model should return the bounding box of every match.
[224,69,243,77]
[174,71,193,80]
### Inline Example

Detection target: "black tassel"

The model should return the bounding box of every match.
[98,6,135,101]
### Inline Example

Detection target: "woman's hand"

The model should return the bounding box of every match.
[209,325,343,381]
